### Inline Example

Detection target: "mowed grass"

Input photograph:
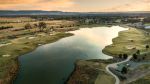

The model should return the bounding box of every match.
[103,28,150,57]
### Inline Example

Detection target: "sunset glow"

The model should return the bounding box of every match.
[0,0,150,12]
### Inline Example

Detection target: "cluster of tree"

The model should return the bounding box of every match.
[0,26,13,30]
[132,53,138,60]
[25,23,32,29]
[132,50,142,60]
[38,22,47,31]
[132,48,148,61]
[118,54,128,59]
[24,22,47,32]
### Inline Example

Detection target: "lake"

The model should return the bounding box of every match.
[14,26,127,84]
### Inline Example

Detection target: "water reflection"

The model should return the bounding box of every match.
[70,26,126,48]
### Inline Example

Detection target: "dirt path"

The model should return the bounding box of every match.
[106,56,132,84]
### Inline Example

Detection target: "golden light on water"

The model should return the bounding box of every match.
[70,26,127,47]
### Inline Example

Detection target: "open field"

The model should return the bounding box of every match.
[0,20,76,28]
[0,17,35,23]
[0,17,77,40]
[103,28,150,58]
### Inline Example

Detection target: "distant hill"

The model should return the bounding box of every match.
[0,10,150,16]
[0,10,80,16]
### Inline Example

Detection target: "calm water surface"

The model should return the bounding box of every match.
[14,26,127,84]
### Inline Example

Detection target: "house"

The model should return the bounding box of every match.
[116,63,129,72]
[127,22,144,28]
[132,22,144,28]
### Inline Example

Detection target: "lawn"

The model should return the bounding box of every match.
[103,28,150,57]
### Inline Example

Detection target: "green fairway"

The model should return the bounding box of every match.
[103,28,150,57]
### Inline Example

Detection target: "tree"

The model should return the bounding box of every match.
[146,45,149,50]
[38,22,47,32]
[121,67,128,74]
[132,54,138,60]
[33,23,38,33]
[24,23,32,30]
[118,54,123,59]
[24,23,32,32]
[33,23,38,28]
[136,50,140,55]
[123,54,128,59]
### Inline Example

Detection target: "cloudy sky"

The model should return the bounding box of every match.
[0,0,150,12]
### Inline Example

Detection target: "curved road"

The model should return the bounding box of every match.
[106,56,132,84]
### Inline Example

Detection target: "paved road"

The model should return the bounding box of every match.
[106,56,132,84]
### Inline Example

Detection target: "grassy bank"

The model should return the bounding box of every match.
[67,59,115,84]
[0,32,73,84]
[103,28,150,57]
[78,24,113,28]
[129,64,150,84]
[129,74,150,84]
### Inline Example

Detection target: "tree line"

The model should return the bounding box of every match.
[0,26,13,30]
[118,44,149,61]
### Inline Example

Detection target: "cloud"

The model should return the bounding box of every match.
[0,0,37,4]
[0,0,150,12]
[0,0,75,10]
[106,0,150,12]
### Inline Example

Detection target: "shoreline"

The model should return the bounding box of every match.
[11,24,108,84]
[2,25,148,84]
[15,33,74,84]
[66,59,116,84]
[102,27,150,56]
[66,26,126,84]
[0,24,112,84]
[0,32,74,84]
[67,27,150,84]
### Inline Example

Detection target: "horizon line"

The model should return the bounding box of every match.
[0,10,150,13]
